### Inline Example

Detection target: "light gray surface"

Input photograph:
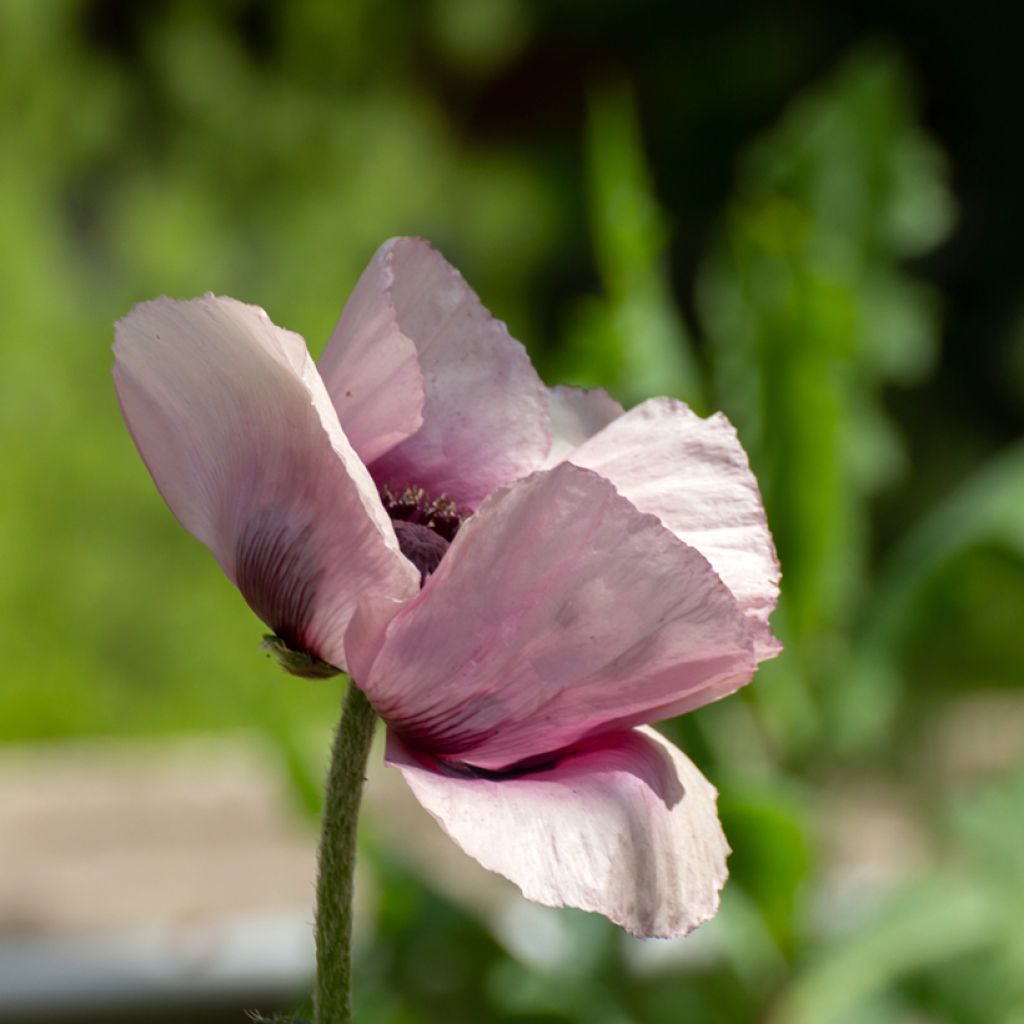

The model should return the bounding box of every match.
[0,910,313,1017]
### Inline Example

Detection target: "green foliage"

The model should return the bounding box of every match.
[0,0,558,746]
[697,47,955,753]
[558,84,704,407]
[773,762,1024,1024]
[842,440,1024,748]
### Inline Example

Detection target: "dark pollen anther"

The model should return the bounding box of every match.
[381,483,462,584]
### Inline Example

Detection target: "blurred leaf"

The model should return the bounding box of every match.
[560,84,705,407]
[718,780,813,957]
[777,764,1024,1024]
[427,0,532,76]
[697,45,955,751]
[838,438,1024,749]
[952,758,1024,885]
[713,884,788,996]
[771,872,994,1024]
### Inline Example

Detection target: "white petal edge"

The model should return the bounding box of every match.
[387,725,730,938]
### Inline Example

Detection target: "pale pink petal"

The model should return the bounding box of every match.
[357,462,755,770]
[317,244,425,466]
[542,385,625,467]
[363,238,551,510]
[387,725,730,938]
[113,295,420,669]
[569,397,781,658]
[344,593,409,685]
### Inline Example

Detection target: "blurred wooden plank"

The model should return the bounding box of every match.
[0,735,317,935]
[0,729,514,1019]
[0,734,317,1019]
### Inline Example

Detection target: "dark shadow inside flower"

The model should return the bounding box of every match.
[236,508,324,657]
[429,729,686,811]
[390,521,450,585]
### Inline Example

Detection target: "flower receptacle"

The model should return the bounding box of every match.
[260,634,342,680]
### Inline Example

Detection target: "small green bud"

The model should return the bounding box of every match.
[260,634,341,679]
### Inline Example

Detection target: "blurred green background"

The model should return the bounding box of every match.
[2,1,1023,1022]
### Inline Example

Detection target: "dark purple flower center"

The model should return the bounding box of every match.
[380,483,462,585]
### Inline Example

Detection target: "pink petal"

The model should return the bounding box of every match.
[569,397,781,658]
[356,238,551,510]
[317,243,425,466]
[113,295,420,669]
[357,462,755,770]
[387,725,730,938]
[542,385,625,467]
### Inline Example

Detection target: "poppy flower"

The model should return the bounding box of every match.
[114,237,779,937]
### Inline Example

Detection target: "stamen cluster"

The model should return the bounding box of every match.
[380,483,462,542]
[380,484,462,584]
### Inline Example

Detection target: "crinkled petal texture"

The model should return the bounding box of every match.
[353,462,756,772]
[388,725,730,937]
[113,295,420,669]
[319,237,551,511]
[569,397,781,659]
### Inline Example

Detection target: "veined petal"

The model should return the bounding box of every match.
[317,244,425,466]
[542,385,625,468]
[388,726,730,938]
[569,397,781,658]
[358,462,755,770]
[347,238,550,510]
[113,295,420,669]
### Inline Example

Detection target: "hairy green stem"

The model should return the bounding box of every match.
[314,682,377,1024]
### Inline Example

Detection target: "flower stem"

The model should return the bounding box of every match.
[314,682,377,1024]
